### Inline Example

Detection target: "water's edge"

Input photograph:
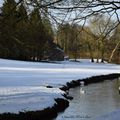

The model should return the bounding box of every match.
[0,73,120,120]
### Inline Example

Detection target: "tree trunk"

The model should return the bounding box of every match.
[96,41,99,63]
[101,39,105,63]
[109,41,120,63]
[87,43,94,62]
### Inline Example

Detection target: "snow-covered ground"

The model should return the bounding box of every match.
[0,59,120,113]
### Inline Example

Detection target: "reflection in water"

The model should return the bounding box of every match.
[55,79,120,120]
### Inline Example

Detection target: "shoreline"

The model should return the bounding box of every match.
[60,73,120,91]
[0,73,120,120]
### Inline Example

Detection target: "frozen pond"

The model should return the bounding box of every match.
[55,79,120,120]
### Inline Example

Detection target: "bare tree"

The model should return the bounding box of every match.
[80,27,97,62]
[109,24,120,63]
[89,14,116,62]
[2,0,120,25]
[2,0,120,62]
[109,41,120,63]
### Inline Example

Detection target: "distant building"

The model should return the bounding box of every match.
[44,40,64,61]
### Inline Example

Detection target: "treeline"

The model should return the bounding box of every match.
[56,15,120,63]
[0,1,119,63]
[0,0,54,61]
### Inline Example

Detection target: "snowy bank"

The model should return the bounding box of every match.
[0,86,65,113]
[0,58,120,115]
[0,59,119,87]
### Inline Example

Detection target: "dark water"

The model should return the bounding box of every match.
[55,79,120,120]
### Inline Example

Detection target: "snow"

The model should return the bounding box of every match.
[0,86,64,113]
[0,58,120,113]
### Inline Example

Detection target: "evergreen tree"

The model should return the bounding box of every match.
[15,2,29,60]
[0,1,56,61]
[0,0,18,58]
[29,8,47,61]
[42,7,54,42]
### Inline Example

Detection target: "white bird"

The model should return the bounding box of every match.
[80,88,85,94]
[119,86,120,94]
[80,81,84,86]
[119,86,120,90]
